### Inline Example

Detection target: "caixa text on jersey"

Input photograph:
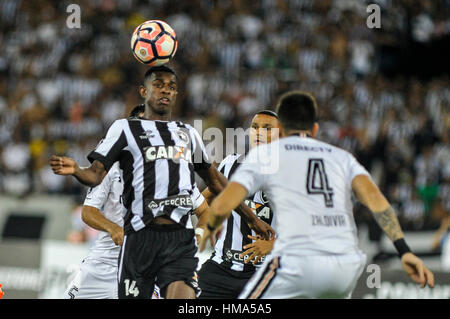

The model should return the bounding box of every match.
[143,145,192,163]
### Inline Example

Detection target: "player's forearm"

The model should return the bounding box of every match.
[209,182,249,229]
[201,188,215,204]
[203,166,259,225]
[73,162,106,187]
[352,175,404,242]
[195,201,209,229]
[235,203,259,224]
[372,206,405,242]
[202,166,227,195]
[81,205,120,234]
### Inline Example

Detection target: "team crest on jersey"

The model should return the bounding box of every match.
[225,249,233,262]
[176,130,190,144]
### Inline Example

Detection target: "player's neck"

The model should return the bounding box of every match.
[144,109,171,121]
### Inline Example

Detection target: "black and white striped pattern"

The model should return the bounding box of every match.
[88,118,209,233]
[211,154,273,273]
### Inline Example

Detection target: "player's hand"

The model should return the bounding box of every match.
[195,226,206,244]
[108,224,124,246]
[50,155,78,175]
[199,225,223,253]
[240,235,275,264]
[247,218,275,240]
[401,252,435,288]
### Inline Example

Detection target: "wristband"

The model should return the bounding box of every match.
[393,238,411,257]
[195,228,204,239]
[207,223,216,232]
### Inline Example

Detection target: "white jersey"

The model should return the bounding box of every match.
[231,135,370,257]
[84,162,125,266]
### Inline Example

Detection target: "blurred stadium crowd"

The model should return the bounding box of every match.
[0,0,448,234]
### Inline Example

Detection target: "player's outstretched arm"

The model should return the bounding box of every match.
[352,174,434,288]
[50,155,106,187]
[197,165,275,239]
[82,205,124,246]
[201,187,215,205]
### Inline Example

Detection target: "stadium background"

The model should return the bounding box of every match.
[0,0,449,298]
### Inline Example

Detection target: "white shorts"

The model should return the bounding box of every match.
[64,258,118,299]
[239,252,366,299]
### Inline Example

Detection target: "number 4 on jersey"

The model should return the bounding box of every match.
[306,159,334,207]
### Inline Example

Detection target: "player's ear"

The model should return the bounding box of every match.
[276,122,282,138]
[139,85,147,98]
[311,123,319,137]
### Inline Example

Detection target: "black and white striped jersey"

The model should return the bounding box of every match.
[210,153,273,273]
[87,118,210,234]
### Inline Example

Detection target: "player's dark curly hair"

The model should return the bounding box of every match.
[144,65,178,83]
[276,91,318,131]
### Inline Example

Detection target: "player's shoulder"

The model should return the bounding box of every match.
[308,138,360,165]
[112,118,128,125]
[217,153,242,172]
[221,153,242,165]
[109,162,121,175]
[172,120,192,129]
[109,118,129,130]
[173,121,200,136]
[284,136,349,154]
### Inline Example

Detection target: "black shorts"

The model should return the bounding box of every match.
[197,259,254,299]
[118,223,200,299]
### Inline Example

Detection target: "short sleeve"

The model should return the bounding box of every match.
[191,186,205,210]
[83,169,113,210]
[347,153,370,184]
[230,147,266,195]
[87,120,127,172]
[188,125,211,172]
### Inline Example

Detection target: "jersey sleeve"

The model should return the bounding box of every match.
[230,147,266,195]
[87,120,127,172]
[191,186,205,210]
[347,152,371,185]
[83,168,114,210]
[188,125,211,172]
[217,153,240,176]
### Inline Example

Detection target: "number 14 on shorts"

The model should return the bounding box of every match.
[124,279,140,297]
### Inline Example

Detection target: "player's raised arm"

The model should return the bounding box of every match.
[352,174,435,288]
[52,119,127,187]
[50,156,107,187]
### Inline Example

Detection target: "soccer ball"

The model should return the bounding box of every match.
[131,20,178,66]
